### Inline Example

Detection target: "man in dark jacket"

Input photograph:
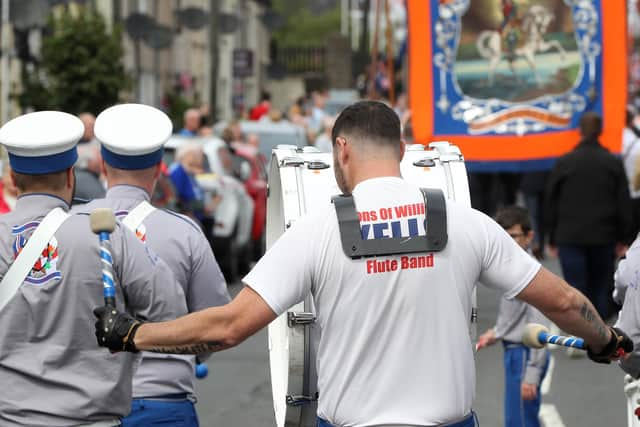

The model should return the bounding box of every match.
[545,112,631,318]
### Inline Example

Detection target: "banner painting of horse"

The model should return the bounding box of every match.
[408,0,627,171]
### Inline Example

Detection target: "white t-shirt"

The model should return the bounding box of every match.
[244,177,540,426]
[622,127,640,199]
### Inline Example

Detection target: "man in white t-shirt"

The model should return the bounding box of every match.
[623,106,640,238]
[94,101,632,427]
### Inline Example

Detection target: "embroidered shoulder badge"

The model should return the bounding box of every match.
[12,221,62,285]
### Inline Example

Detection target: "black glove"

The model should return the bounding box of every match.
[587,327,634,364]
[93,306,143,353]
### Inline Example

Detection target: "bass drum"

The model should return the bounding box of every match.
[625,375,640,427]
[266,142,474,427]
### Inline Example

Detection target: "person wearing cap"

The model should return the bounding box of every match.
[73,103,230,427]
[0,111,188,427]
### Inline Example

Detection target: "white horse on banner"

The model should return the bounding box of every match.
[476,4,567,87]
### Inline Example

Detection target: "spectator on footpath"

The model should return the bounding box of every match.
[246,133,260,150]
[74,141,105,202]
[520,171,549,259]
[78,112,96,143]
[249,91,272,121]
[74,112,106,202]
[0,161,17,213]
[477,206,551,427]
[309,90,329,134]
[179,109,201,137]
[288,95,309,126]
[169,143,206,217]
[314,116,335,152]
[622,105,640,239]
[545,112,632,318]
[169,143,220,230]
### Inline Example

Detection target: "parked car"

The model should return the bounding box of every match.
[213,120,308,165]
[231,142,268,260]
[324,89,359,116]
[164,135,254,281]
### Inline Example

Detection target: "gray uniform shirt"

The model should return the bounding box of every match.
[75,185,230,398]
[615,237,640,377]
[0,194,187,427]
[494,298,550,385]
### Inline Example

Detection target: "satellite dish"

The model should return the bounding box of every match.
[125,12,156,40]
[177,7,208,30]
[142,24,173,50]
[260,10,284,31]
[309,0,337,15]
[47,0,87,5]
[218,13,240,34]
[10,0,49,30]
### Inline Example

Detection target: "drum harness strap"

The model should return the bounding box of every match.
[284,189,448,409]
[332,188,448,259]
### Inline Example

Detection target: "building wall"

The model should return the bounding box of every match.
[117,0,270,124]
[0,0,270,125]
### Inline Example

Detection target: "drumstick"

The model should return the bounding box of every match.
[522,323,585,350]
[90,208,117,307]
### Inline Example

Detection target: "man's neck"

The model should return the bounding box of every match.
[107,180,153,196]
[349,161,402,191]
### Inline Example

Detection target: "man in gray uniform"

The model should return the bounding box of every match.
[74,104,230,426]
[0,111,187,427]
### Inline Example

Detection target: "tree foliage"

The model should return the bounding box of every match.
[271,0,341,47]
[18,7,129,115]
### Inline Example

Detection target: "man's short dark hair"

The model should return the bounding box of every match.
[579,111,602,138]
[13,170,68,192]
[331,101,401,150]
[495,205,532,234]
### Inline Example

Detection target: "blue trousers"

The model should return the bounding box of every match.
[317,413,477,426]
[503,344,550,427]
[557,244,616,317]
[121,398,199,427]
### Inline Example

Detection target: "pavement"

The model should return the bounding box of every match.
[195,257,629,426]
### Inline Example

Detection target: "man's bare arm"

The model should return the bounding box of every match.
[516,267,610,352]
[133,286,277,354]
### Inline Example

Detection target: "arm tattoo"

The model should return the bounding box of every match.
[147,341,225,355]
[580,303,609,341]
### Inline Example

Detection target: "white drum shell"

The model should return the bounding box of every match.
[625,375,640,427]
[266,143,472,427]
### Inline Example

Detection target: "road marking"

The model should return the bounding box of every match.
[541,355,554,395]
[540,404,566,427]
[540,352,566,426]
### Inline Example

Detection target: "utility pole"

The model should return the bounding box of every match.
[209,0,219,123]
[341,0,348,36]
[384,0,394,104]
[1,0,10,125]
[358,0,369,59]
[368,0,381,99]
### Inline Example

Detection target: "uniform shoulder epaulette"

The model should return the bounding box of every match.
[160,208,202,233]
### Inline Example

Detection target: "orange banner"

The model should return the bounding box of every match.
[408,0,627,170]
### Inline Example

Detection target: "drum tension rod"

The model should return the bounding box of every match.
[287,311,316,327]
[413,158,436,167]
[280,157,330,170]
[286,393,319,406]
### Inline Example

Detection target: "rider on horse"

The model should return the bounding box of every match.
[500,0,527,60]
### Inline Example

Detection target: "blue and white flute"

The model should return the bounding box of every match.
[90,208,117,307]
[522,323,586,350]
